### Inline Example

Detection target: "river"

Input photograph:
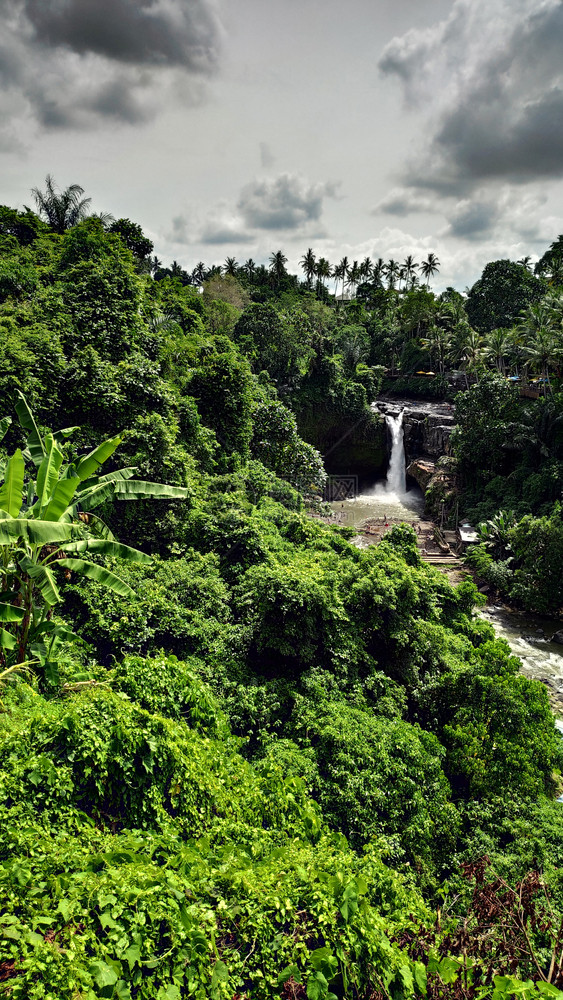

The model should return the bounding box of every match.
[329,400,563,722]
[480,604,563,720]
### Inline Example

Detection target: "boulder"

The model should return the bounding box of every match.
[552,631,563,645]
[406,459,436,492]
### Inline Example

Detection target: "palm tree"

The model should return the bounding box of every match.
[242,258,256,281]
[420,252,440,287]
[269,250,288,287]
[402,255,419,290]
[300,248,317,288]
[384,259,400,291]
[372,258,386,288]
[31,175,92,234]
[334,256,349,301]
[191,261,207,285]
[421,323,451,376]
[517,256,533,271]
[458,327,485,386]
[315,257,331,294]
[484,328,511,375]
[331,261,345,300]
[517,302,560,394]
[360,257,373,283]
[223,257,239,277]
[347,260,361,298]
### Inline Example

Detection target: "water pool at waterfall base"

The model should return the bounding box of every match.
[328,406,425,528]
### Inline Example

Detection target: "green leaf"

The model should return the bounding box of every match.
[414,961,427,996]
[157,987,181,1000]
[15,392,45,466]
[0,519,76,546]
[89,961,119,989]
[307,972,328,1000]
[56,559,137,598]
[35,436,64,512]
[211,960,229,988]
[438,957,461,985]
[60,538,152,564]
[0,449,25,517]
[123,942,142,972]
[42,476,81,521]
[277,965,302,985]
[76,434,122,482]
[113,479,190,500]
[0,628,17,650]
[0,602,25,623]
[20,559,61,606]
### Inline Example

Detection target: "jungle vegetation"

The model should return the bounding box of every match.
[0,183,563,999]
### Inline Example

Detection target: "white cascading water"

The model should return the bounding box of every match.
[382,409,406,496]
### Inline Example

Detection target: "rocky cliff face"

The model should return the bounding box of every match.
[375,399,456,462]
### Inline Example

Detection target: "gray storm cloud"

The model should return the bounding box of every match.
[237,174,339,231]
[23,0,221,72]
[0,0,223,131]
[379,0,563,193]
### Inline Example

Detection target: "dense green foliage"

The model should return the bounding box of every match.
[1,191,563,998]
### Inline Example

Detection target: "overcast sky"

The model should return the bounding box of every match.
[2,0,563,290]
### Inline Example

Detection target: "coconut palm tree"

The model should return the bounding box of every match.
[517,302,561,394]
[384,259,400,291]
[31,175,93,234]
[269,250,288,287]
[420,252,440,287]
[300,248,317,288]
[241,258,256,281]
[315,257,331,294]
[360,257,373,283]
[402,255,419,290]
[458,327,485,386]
[191,261,207,285]
[223,257,239,277]
[347,260,361,298]
[484,328,511,375]
[421,323,451,376]
[331,261,345,300]
[334,256,350,301]
[372,258,386,288]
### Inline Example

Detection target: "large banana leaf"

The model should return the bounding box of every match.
[75,435,122,483]
[18,557,61,606]
[35,436,64,511]
[15,391,45,467]
[58,538,151,563]
[0,628,17,650]
[0,602,25,623]
[113,480,190,500]
[0,450,25,518]
[0,519,77,546]
[42,476,81,522]
[56,559,137,599]
[79,467,137,491]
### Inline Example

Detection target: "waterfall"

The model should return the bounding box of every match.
[383,410,406,495]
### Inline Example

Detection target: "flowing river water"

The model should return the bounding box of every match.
[329,400,563,721]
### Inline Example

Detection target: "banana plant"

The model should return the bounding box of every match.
[0,392,190,680]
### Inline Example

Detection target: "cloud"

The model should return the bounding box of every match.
[379,0,563,193]
[373,187,435,216]
[237,173,339,230]
[0,0,223,133]
[200,219,254,244]
[23,0,221,71]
